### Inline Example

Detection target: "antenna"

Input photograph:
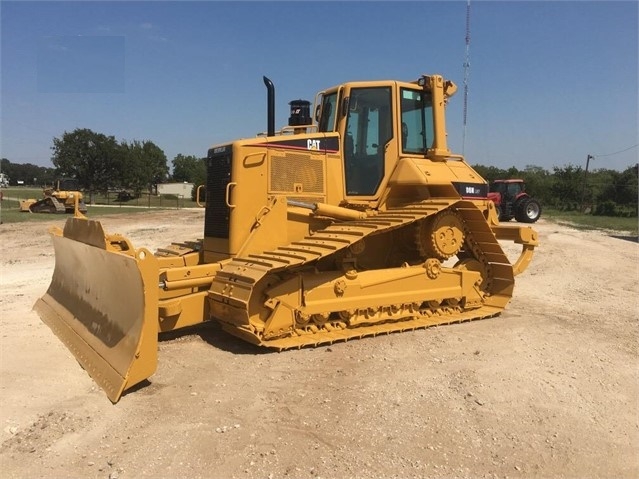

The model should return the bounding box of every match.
[462,0,471,155]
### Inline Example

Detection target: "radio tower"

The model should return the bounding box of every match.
[462,0,471,155]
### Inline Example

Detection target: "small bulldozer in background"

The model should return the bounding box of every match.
[20,178,88,214]
[34,73,539,402]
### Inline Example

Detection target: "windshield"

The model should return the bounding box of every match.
[400,88,434,154]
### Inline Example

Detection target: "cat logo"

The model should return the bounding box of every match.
[307,139,321,151]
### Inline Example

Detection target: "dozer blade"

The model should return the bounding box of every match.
[34,218,160,403]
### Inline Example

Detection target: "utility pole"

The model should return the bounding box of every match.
[462,0,471,155]
[581,154,594,212]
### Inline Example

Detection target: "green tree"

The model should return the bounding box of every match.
[550,164,584,210]
[471,164,510,184]
[506,166,522,179]
[51,128,122,196]
[121,140,168,195]
[606,165,638,208]
[593,165,638,216]
[589,168,616,203]
[619,165,638,210]
[172,154,206,200]
[521,164,552,200]
[171,154,206,184]
[1,158,55,186]
[0,158,9,180]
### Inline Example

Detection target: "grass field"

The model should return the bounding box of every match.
[543,208,638,235]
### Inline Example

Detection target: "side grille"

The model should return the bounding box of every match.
[204,153,231,239]
[270,153,324,194]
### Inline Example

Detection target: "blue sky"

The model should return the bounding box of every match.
[1,1,637,172]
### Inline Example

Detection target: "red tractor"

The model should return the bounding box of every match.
[488,179,541,223]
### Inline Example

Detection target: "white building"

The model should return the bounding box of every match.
[156,182,194,197]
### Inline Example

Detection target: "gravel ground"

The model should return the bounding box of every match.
[1,209,637,478]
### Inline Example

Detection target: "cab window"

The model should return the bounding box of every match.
[318,92,337,132]
[507,183,522,196]
[400,88,434,154]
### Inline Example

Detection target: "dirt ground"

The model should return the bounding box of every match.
[0,208,637,479]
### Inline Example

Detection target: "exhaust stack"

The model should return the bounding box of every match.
[263,76,275,137]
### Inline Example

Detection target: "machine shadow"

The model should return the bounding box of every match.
[158,321,270,355]
[609,234,638,243]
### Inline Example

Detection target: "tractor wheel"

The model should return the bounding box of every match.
[515,197,541,223]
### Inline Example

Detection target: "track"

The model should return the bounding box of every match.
[29,197,66,213]
[209,200,515,348]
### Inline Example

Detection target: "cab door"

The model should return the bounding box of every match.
[341,86,393,197]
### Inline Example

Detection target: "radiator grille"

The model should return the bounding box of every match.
[270,153,324,194]
[204,154,231,238]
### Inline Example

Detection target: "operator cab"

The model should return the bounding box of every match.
[316,75,455,200]
[490,180,525,199]
[57,178,81,191]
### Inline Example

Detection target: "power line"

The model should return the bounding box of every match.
[593,144,639,158]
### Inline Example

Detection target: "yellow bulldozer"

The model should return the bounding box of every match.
[34,74,539,402]
[20,178,88,214]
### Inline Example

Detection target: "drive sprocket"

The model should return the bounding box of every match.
[416,209,465,261]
